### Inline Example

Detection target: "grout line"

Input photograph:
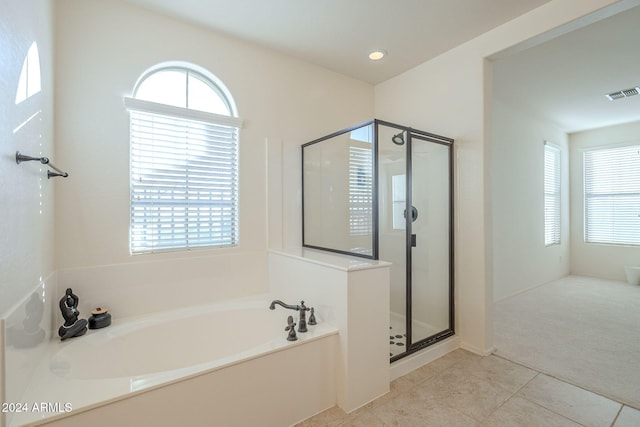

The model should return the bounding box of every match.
[515,371,540,394]
[499,368,592,427]
[492,352,541,372]
[518,394,590,427]
[610,405,624,427]
[487,355,620,427]
[493,352,631,410]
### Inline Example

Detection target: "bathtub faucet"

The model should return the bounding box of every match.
[269,300,312,333]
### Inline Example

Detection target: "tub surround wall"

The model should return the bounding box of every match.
[57,251,268,320]
[37,337,337,427]
[2,274,56,427]
[268,249,391,413]
[11,298,338,427]
[4,250,382,427]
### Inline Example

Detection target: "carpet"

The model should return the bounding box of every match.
[494,275,640,409]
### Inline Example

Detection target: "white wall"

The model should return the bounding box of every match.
[570,120,640,280]
[54,0,373,314]
[0,0,55,317]
[491,99,570,301]
[1,1,55,421]
[374,0,620,354]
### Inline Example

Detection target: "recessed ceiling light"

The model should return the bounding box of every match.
[368,50,386,61]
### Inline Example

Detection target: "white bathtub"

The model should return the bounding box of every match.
[10,297,338,427]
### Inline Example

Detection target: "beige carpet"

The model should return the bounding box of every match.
[494,275,640,409]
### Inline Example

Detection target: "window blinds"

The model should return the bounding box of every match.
[584,144,640,246]
[544,143,561,246]
[348,146,373,238]
[128,107,239,253]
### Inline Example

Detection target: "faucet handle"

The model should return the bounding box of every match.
[285,315,298,341]
[308,307,317,325]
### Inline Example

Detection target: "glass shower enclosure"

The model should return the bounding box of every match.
[302,119,454,361]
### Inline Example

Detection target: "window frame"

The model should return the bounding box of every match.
[544,142,561,247]
[125,64,242,255]
[583,143,640,246]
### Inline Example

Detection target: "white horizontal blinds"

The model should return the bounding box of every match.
[130,109,239,253]
[544,143,561,246]
[584,144,640,246]
[392,174,406,230]
[349,146,373,237]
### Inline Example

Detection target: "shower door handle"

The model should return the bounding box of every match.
[404,206,419,222]
[411,234,417,247]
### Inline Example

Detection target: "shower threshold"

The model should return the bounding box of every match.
[389,312,442,358]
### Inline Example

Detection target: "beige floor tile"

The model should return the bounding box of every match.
[371,389,478,427]
[518,374,621,427]
[414,364,512,422]
[297,350,632,427]
[401,361,440,386]
[427,349,482,373]
[354,363,443,414]
[351,373,424,414]
[614,406,640,427]
[341,411,386,426]
[482,395,582,427]
[296,406,348,427]
[454,354,538,393]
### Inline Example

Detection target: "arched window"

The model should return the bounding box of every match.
[124,64,242,254]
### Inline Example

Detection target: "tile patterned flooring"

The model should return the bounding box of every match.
[296,349,640,426]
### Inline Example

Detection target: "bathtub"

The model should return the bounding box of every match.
[9,297,338,427]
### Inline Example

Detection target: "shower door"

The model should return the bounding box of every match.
[377,120,454,361]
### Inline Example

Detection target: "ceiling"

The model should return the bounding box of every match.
[123,0,552,84]
[123,0,640,134]
[492,3,640,133]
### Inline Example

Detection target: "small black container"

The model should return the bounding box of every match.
[88,307,111,329]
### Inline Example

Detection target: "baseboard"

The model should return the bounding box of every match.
[460,343,496,356]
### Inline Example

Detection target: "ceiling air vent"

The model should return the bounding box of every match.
[605,87,640,101]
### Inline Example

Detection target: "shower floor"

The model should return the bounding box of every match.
[389,312,441,358]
